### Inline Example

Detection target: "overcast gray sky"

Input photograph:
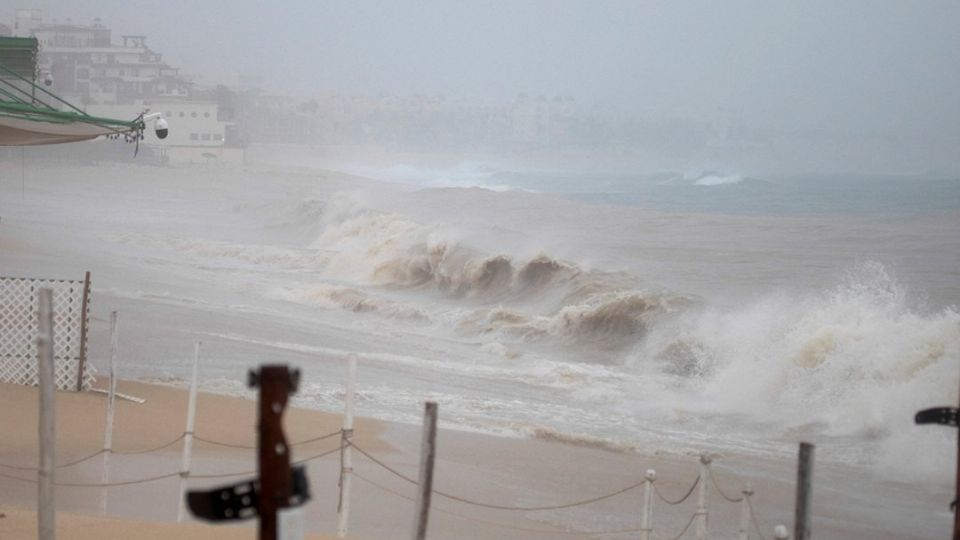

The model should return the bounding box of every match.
[13,1,960,135]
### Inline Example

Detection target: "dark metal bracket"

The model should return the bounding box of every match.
[915,407,959,427]
[187,466,310,522]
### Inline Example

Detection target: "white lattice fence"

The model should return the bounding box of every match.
[0,275,96,391]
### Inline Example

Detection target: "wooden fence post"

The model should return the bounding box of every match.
[75,271,91,392]
[337,354,357,538]
[100,311,119,515]
[37,288,56,540]
[411,402,438,540]
[177,341,201,523]
[794,442,815,540]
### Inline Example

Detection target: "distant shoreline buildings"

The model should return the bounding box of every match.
[4,9,240,164]
[4,9,929,173]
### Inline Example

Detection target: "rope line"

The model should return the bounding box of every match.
[707,468,744,503]
[0,433,185,471]
[193,429,342,450]
[351,442,644,512]
[112,434,186,455]
[0,449,104,472]
[0,469,182,487]
[186,445,341,480]
[0,444,340,486]
[653,475,700,505]
[657,512,698,540]
[58,471,182,488]
[56,449,106,468]
[746,495,771,540]
[355,471,634,537]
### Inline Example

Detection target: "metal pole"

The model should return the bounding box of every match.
[177,341,201,523]
[411,402,438,540]
[75,271,91,392]
[37,288,56,540]
[100,311,119,515]
[640,469,655,540]
[696,455,710,540]
[955,376,960,540]
[337,354,357,538]
[739,483,754,540]
[253,365,297,540]
[794,442,815,540]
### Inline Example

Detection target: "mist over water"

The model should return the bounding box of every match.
[162,153,957,478]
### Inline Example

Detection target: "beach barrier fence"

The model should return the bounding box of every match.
[0,327,795,540]
[0,272,94,391]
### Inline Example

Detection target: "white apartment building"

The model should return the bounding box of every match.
[10,10,240,164]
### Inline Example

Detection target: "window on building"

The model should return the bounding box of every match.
[201,134,211,141]
[179,112,184,117]
[191,112,197,118]
[213,134,223,141]
[190,133,198,141]
[204,112,210,118]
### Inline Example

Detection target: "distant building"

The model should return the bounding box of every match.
[7,10,241,164]
[26,17,191,105]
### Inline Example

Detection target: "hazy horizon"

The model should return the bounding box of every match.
[7,1,960,173]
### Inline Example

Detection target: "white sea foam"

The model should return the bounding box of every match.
[694,173,744,186]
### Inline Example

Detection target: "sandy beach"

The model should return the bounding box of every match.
[0,379,951,539]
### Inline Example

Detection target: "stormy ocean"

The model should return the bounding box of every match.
[3,153,956,489]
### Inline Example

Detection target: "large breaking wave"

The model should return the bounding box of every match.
[302,195,959,460]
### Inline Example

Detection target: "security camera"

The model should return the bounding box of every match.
[43,73,53,86]
[155,117,168,139]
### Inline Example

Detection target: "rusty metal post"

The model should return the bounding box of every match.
[955,382,960,540]
[794,442,814,540]
[411,402,438,540]
[75,271,91,392]
[249,365,299,540]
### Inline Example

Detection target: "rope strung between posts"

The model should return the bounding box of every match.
[189,445,342,479]
[0,428,343,471]
[353,471,588,536]
[193,428,342,450]
[113,433,186,455]
[0,442,341,486]
[355,469,704,540]
[0,449,103,471]
[351,441,645,512]
[658,512,698,540]
[653,474,700,505]
[747,496,771,540]
[0,433,186,471]
[706,467,744,503]
[0,469,183,488]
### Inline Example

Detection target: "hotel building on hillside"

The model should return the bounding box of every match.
[9,9,242,164]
